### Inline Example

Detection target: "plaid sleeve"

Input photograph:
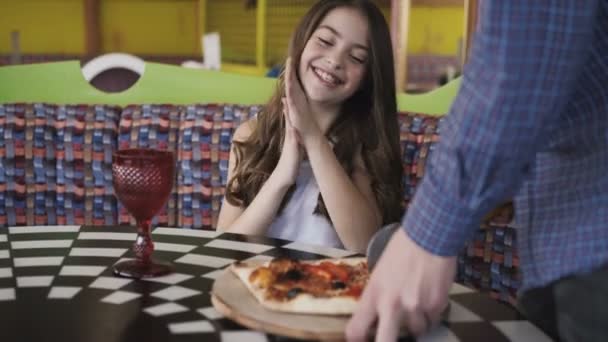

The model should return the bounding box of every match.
[402,0,600,256]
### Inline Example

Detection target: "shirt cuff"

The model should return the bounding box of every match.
[401,176,482,257]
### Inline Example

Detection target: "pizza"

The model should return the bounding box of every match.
[230,257,369,315]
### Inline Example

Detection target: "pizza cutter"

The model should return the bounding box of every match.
[366,222,400,271]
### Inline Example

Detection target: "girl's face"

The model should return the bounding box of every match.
[298,6,369,107]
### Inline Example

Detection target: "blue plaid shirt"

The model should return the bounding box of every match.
[403,1,608,291]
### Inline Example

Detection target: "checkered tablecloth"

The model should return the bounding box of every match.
[0,226,552,342]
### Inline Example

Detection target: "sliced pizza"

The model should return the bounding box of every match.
[230,257,369,315]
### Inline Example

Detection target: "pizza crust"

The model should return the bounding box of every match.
[230,257,366,315]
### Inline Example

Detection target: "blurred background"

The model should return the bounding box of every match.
[0,0,474,93]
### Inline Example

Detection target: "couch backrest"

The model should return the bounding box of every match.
[0,102,260,229]
[116,103,260,229]
[0,103,120,226]
[0,61,460,115]
[0,102,443,229]
[398,112,443,205]
[0,61,276,106]
[0,60,460,228]
[0,63,523,304]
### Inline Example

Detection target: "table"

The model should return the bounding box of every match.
[0,225,552,342]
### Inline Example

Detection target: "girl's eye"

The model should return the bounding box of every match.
[317,37,332,46]
[351,55,366,64]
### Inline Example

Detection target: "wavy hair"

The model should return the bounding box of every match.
[225,0,404,225]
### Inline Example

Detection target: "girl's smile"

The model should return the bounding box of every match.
[298,6,369,107]
[311,65,344,87]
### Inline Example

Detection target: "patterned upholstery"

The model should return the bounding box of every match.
[55,104,120,226]
[176,104,260,230]
[398,112,443,205]
[0,103,49,226]
[0,102,520,304]
[398,111,520,303]
[117,104,181,227]
[467,203,520,305]
[0,103,120,226]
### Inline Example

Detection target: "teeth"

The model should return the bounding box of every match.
[314,67,340,85]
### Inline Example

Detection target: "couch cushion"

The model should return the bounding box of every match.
[0,103,120,227]
[55,104,120,226]
[398,111,519,303]
[0,103,51,226]
[398,112,443,206]
[117,104,181,227]
[176,104,260,230]
[461,204,520,304]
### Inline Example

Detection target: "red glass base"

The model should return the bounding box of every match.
[113,259,173,279]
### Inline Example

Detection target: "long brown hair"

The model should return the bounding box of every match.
[226,0,403,225]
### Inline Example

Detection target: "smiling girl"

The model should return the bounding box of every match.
[217,0,403,253]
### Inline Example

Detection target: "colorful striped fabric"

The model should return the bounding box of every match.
[0,103,119,227]
[398,112,443,206]
[399,111,520,303]
[176,104,260,230]
[113,103,260,230]
[0,103,51,226]
[56,104,119,226]
[0,102,520,303]
[460,206,520,305]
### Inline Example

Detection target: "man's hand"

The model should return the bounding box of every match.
[346,228,457,341]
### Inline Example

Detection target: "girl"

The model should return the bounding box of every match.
[217,0,403,253]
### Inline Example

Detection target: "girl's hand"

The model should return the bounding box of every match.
[272,97,303,188]
[284,57,322,145]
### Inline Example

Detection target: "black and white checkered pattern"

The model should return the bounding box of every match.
[0,226,552,342]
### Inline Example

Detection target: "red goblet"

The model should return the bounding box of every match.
[112,148,175,278]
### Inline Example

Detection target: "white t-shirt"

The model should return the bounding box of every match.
[266,160,343,249]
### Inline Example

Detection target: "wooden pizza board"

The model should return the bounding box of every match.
[211,265,354,341]
[211,263,450,341]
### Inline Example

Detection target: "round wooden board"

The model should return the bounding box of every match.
[211,263,450,340]
[211,267,350,341]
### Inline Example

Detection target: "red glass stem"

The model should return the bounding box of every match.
[133,219,154,264]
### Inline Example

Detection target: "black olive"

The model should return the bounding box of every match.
[332,281,346,289]
[284,269,303,280]
[286,287,303,299]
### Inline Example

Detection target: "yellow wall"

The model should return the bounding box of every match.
[265,0,315,66]
[0,0,200,56]
[264,0,391,66]
[100,0,199,56]
[408,6,464,55]
[0,0,463,63]
[208,0,462,66]
[0,0,85,54]
[206,0,257,64]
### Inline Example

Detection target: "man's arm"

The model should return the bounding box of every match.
[403,0,599,256]
[347,2,601,340]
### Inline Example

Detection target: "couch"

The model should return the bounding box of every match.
[0,61,519,304]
